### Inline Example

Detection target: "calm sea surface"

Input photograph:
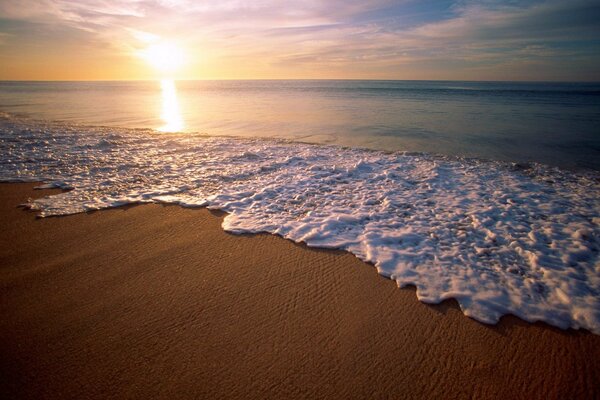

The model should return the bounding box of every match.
[0,80,599,170]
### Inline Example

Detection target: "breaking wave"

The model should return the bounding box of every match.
[1,115,599,333]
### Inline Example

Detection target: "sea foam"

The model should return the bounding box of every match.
[1,116,599,333]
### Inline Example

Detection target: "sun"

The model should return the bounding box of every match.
[140,42,185,74]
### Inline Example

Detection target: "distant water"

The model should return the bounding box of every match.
[1,80,599,333]
[0,80,599,170]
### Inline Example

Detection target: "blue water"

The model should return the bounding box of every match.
[1,80,599,170]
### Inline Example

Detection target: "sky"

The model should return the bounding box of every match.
[0,0,599,81]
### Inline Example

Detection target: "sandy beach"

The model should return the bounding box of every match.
[1,182,599,399]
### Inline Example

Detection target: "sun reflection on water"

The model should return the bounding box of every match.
[158,79,184,132]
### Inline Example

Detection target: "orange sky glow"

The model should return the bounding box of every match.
[0,0,599,81]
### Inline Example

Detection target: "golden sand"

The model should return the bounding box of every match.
[1,183,599,399]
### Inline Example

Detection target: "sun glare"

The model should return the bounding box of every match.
[158,79,184,132]
[140,42,185,74]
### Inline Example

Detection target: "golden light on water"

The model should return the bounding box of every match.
[158,79,184,132]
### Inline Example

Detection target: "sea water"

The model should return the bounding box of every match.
[1,80,599,170]
[0,80,599,333]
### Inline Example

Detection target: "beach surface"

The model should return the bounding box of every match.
[1,183,599,400]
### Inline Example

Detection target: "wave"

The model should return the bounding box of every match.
[1,115,599,334]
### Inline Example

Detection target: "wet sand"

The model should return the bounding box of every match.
[1,183,599,399]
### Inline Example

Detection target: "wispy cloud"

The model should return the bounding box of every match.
[0,0,598,80]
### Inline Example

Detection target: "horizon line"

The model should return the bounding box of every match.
[1,78,599,84]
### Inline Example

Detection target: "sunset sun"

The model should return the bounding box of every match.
[139,42,186,73]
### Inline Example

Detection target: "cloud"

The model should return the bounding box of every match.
[0,0,598,80]
[252,0,600,76]
[409,0,600,43]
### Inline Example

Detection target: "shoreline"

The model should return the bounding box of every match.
[1,182,599,399]
[4,111,600,174]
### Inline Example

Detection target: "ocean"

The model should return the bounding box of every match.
[1,80,599,170]
[1,80,599,333]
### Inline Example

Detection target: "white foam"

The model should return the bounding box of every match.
[1,116,599,333]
